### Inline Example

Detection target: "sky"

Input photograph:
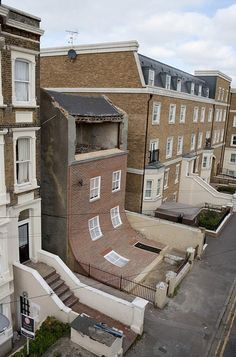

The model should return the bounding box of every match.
[5,0,236,85]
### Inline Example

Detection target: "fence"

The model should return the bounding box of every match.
[75,261,156,303]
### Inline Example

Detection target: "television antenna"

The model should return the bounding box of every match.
[66,30,79,46]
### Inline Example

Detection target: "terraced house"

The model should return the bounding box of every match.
[0,3,43,355]
[223,89,236,177]
[40,41,232,215]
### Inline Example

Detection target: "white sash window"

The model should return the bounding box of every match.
[16,138,30,184]
[15,60,30,102]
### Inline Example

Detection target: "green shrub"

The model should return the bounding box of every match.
[198,209,223,231]
[13,317,70,357]
[217,186,236,194]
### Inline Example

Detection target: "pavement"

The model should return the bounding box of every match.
[126,214,236,357]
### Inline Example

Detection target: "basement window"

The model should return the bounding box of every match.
[104,250,129,267]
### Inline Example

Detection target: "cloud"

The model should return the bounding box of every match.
[4,0,236,85]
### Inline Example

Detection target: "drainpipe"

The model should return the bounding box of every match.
[140,94,153,213]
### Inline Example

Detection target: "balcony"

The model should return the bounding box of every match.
[149,149,160,164]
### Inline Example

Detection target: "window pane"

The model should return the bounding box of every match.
[15,82,29,101]
[15,60,29,81]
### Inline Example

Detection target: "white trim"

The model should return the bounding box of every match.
[133,52,145,87]
[127,168,144,175]
[163,157,182,167]
[41,40,139,56]
[1,31,40,43]
[230,110,236,113]
[212,142,225,149]
[9,46,39,56]
[110,206,122,228]
[104,250,129,267]
[6,19,44,36]
[194,70,232,83]
[12,127,40,132]
[45,86,225,105]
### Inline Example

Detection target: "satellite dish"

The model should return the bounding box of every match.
[67,49,77,61]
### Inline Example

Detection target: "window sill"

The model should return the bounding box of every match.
[91,234,103,242]
[112,189,121,193]
[14,182,39,194]
[12,102,38,109]
[152,122,160,126]
[168,122,175,125]
[164,186,168,191]
[89,197,100,203]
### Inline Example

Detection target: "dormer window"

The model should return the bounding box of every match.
[190,82,195,95]
[148,69,155,86]
[198,85,202,96]
[165,74,171,90]
[176,78,181,92]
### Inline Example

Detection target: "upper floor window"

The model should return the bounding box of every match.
[112,170,121,192]
[215,109,219,122]
[110,206,122,228]
[223,110,227,122]
[190,133,196,151]
[175,164,180,184]
[12,50,36,107]
[179,105,186,123]
[221,88,225,101]
[165,74,171,90]
[148,69,155,86]
[166,137,173,158]
[13,129,38,193]
[177,136,184,155]
[16,138,30,185]
[88,216,102,241]
[193,106,199,122]
[225,90,229,102]
[218,87,222,100]
[90,176,101,201]
[168,104,176,124]
[221,129,224,142]
[200,107,205,122]
[190,82,195,95]
[152,103,161,124]
[198,84,202,96]
[233,116,236,127]
[208,108,213,122]
[231,135,236,146]
[176,78,181,92]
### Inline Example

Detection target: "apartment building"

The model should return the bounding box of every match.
[0,4,43,355]
[223,89,236,177]
[40,41,231,215]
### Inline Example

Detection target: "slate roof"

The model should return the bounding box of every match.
[46,90,121,117]
[138,54,210,97]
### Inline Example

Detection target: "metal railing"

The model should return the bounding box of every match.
[149,149,160,164]
[76,261,156,303]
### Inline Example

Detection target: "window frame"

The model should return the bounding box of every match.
[179,105,186,123]
[168,104,176,124]
[89,176,101,202]
[230,154,236,164]
[110,206,122,228]
[200,107,205,122]
[208,108,213,122]
[233,116,236,127]
[112,170,121,192]
[156,178,162,197]
[165,74,171,90]
[231,135,236,147]
[144,179,153,199]
[175,164,180,184]
[197,132,203,149]
[177,136,183,155]
[190,82,195,95]
[163,170,169,189]
[88,216,103,241]
[193,106,199,123]
[11,50,36,107]
[148,69,155,86]
[104,250,129,267]
[166,136,173,158]
[190,133,196,151]
[152,102,161,125]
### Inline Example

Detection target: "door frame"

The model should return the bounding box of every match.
[18,218,30,263]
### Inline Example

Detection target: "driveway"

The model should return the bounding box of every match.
[127,214,236,357]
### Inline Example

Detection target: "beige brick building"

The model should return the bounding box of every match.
[223,90,236,177]
[40,41,232,214]
[0,4,43,354]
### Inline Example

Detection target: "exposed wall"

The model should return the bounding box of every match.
[40,90,70,262]
[126,211,204,254]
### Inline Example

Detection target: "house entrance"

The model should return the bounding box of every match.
[18,209,30,263]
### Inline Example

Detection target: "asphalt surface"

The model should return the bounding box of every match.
[127,214,236,357]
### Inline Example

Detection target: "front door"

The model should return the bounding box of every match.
[19,223,29,263]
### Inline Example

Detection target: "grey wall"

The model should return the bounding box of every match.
[41,89,72,262]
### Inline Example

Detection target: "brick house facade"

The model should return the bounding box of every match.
[223,90,236,176]
[0,4,43,355]
[40,41,231,214]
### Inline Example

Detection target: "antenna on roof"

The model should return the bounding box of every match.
[65,30,79,46]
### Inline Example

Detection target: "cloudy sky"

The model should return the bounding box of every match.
[5,0,236,85]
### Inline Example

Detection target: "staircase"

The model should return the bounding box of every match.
[26,262,78,308]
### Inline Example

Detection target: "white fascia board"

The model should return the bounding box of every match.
[3,5,41,21]
[194,70,232,83]
[41,40,139,56]
[6,19,44,36]
[45,86,220,105]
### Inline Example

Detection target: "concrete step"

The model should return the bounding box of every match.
[43,268,57,280]
[50,278,65,291]
[65,295,78,308]
[60,290,74,304]
[45,272,60,286]
[55,284,69,297]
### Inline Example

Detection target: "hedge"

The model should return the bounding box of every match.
[13,317,70,357]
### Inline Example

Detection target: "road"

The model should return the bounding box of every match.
[127,214,236,357]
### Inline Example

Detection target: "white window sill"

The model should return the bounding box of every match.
[164,186,168,190]
[112,188,121,193]
[229,162,236,165]
[152,122,160,126]
[174,180,179,184]
[112,222,122,228]
[168,122,175,125]
[144,197,152,201]
[89,196,100,203]
[12,101,38,109]
[14,182,39,194]
[166,155,172,159]
[90,234,103,241]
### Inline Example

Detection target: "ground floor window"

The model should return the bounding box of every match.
[104,250,129,267]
